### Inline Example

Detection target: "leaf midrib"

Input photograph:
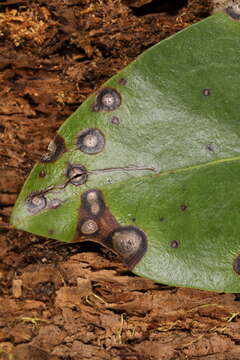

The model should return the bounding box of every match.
[158,155,240,179]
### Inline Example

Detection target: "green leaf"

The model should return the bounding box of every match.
[10,9,240,292]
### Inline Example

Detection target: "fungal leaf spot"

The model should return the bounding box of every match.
[225,5,240,20]
[66,164,88,186]
[107,226,147,269]
[180,204,188,211]
[76,128,105,154]
[41,134,65,163]
[26,192,47,214]
[234,255,240,275]
[92,88,121,112]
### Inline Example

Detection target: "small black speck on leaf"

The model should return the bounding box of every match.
[170,240,179,249]
[111,116,121,125]
[202,88,210,96]
[207,144,214,152]
[180,204,188,211]
[159,217,165,222]
[39,170,46,178]
[118,78,127,86]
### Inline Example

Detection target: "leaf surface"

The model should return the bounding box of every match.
[11,10,240,292]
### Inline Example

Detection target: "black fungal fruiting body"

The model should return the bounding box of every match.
[78,190,147,269]
[39,170,46,178]
[92,88,121,112]
[207,144,214,152]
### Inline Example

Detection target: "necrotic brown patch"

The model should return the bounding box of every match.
[75,190,147,269]
[76,189,118,241]
[76,128,105,154]
[92,87,121,112]
[41,134,65,163]
[66,164,88,186]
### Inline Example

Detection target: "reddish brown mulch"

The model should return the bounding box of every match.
[2,1,240,359]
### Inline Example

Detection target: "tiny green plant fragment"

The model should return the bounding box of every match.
[10,7,240,292]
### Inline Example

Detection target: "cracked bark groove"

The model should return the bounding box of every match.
[1,1,240,359]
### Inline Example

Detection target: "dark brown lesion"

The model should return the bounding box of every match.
[41,134,66,163]
[76,189,118,239]
[39,170,46,178]
[74,189,147,269]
